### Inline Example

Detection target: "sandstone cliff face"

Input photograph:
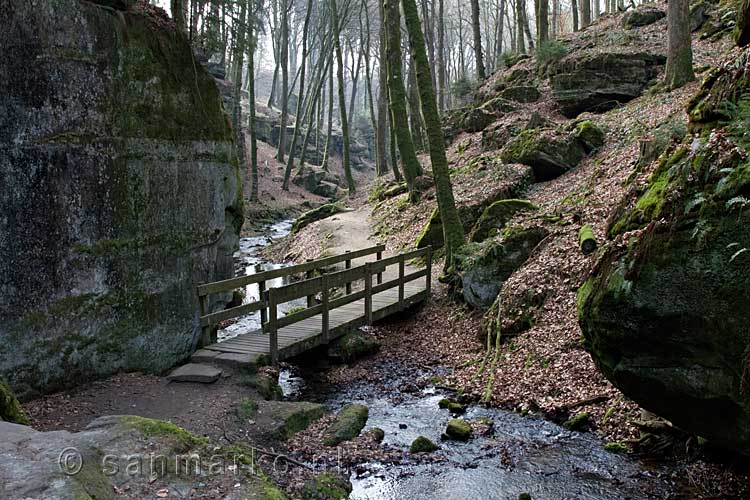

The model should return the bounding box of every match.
[0,0,242,398]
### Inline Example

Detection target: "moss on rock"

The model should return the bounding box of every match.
[292,203,346,234]
[469,199,537,243]
[410,436,439,453]
[500,129,585,181]
[326,331,381,364]
[324,404,369,446]
[302,472,352,500]
[444,419,472,441]
[0,377,28,424]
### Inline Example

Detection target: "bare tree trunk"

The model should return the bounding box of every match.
[171,0,186,34]
[516,0,526,52]
[581,0,591,28]
[282,0,314,190]
[538,0,549,44]
[377,0,390,176]
[665,0,695,88]
[248,7,259,202]
[470,0,486,80]
[572,0,579,31]
[322,52,334,171]
[438,0,446,111]
[407,61,425,154]
[331,0,356,194]
[552,0,559,38]
[277,0,290,162]
[231,0,248,196]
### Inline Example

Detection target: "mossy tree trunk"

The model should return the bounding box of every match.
[331,0,356,194]
[385,0,421,198]
[281,0,314,191]
[571,0,579,32]
[538,0,549,45]
[516,0,526,52]
[322,52,334,171]
[401,0,464,264]
[665,0,695,89]
[470,0,486,80]
[171,0,186,34]
[231,0,248,192]
[377,0,390,176]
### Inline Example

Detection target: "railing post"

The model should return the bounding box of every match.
[364,262,373,325]
[398,253,405,310]
[321,274,330,343]
[426,246,433,296]
[376,250,383,285]
[345,250,352,295]
[306,259,315,308]
[268,288,279,366]
[256,264,267,333]
[198,293,211,346]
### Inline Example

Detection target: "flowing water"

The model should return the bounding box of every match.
[238,220,677,500]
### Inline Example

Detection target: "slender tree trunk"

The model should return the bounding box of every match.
[438,0,446,111]
[581,0,591,28]
[665,0,695,88]
[538,0,549,44]
[385,0,421,196]
[496,0,506,62]
[331,0,356,194]
[407,61,425,155]
[248,6,259,202]
[377,0,390,176]
[516,0,526,52]
[231,0,248,195]
[282,0,314,190]
[322,52,334,171]
[171,0,186,34]
[401,0,464,265]
[572,0,579,31]
[522,0,534,50]
[552,0,559,38]
[470,0,486,80]
[388,110,401,181]
[277,0,290,162]
[362,0,381,175]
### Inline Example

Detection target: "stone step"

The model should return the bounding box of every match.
[166,363,223,383]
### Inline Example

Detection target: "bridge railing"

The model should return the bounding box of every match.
[266,246,432,364]
[196,244,385,346]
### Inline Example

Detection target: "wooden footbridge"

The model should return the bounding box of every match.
[192,245,432,366]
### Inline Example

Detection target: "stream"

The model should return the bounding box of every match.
[229,220,678,500]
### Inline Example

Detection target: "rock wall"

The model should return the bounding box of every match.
[0,0,242,398]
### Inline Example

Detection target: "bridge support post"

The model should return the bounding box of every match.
[256,264,267,332]
[376,250,383,285]
[426,246,432,297]
[198,293,211,347]
[268,288,279,365]
[321,274,330,343]
[398,254,405,310]
[305,259,315,308]
[364,262,373,325]
[345,251,352,295]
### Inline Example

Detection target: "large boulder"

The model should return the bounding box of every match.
[455,226,549,310]
[0,377,28,424]
[579,47,750,455]
[622,6,666,29]
[550,52,666,118]
[0,0,242,398]
[324,404,369,446]
[291,202,346,234]
[500,128,585,181]
[468,199,537,242]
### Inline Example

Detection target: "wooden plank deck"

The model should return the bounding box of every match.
[196,276,427,363]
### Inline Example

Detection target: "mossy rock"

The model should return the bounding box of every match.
[271,402,326,441]
[604,442,630,454]
[499,85,540,103]
[410,436,439,453]
[500,129,585,181]
[562,412,590,431]
[622,6,665,29]
[292,203,346,234]
[324,404,369,446]
[241,373,284,401]
[460,106,496,133]
[326,331,381,364]
[444,419,472,441]
[438,398,467,414]
[455,226,549,310]
[580,57,750,454]
[124,415,208,452]
[0,377,29,425]
[370,427,385,442]
[469,199,537,242]
[302,472,353,500]
[574,121,605,153]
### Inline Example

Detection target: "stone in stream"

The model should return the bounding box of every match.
[410,436,439,454]
[326,331,381,364]
[443,419,472,441]
[324,404,369,446]
[438,398,467,414]
[302,472,353,500]
[265,401,326,441]
[167,363,223,384]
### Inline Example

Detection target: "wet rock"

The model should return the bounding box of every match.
[324,404,369,446]
[622,6,665,29]
[0,0,241,397]
[302,472,352,500]
[399,423,408,429]
[327,331,381,364]
[410,436,439,454]
[469,199,537,243]
[167,363,222,384]
[550,52,665,117]
[370,427,385,442]
[438,398,467,414]
[0,377,28,424]
[500,128,585,181]
[455,226,549,310]
[241,373,283,401]
[518,493,533,500]
[444,419,472,441]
